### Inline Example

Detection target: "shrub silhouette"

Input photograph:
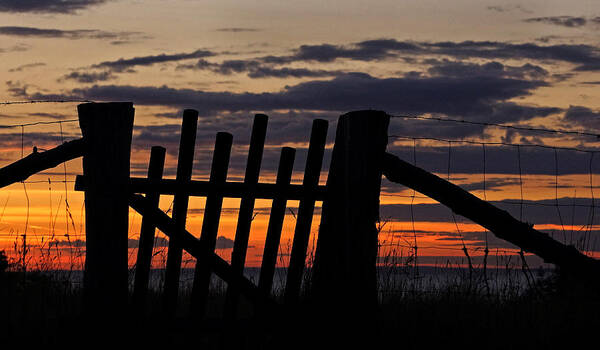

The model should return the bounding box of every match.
[0,250,8,273]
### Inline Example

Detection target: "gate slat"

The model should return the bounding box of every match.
[132,146,166,312]
[190,132,233,318]
[163,109,198,316]
[258,147,296,296]
[284,119,328,304]
[224,114,268,319]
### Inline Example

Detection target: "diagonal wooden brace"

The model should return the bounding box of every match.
[128,193,279,312]
[382,151,600,279]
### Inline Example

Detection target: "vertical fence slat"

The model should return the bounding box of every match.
[190,132,233,318]
[258,147,296,296]
[163,109,198,316]
[224,114,268,319]
[132,146,166,312]
[284,119,328,305]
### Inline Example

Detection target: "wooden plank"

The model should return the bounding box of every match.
[311,111,389,309]
[258,147,296,296]
[284,119,328,305]
[381,151,600,279]
[190,132,233,318]
[132,146,166,313]
[128,193,278,312]
[75,176,328,201]
[78,102,134,318]
[224,114,268,319]
[163,109,198,316]
[0,138,84,189]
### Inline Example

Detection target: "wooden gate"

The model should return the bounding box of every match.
[71,103,389,322]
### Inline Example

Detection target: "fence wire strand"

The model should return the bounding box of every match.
[390,114,600,139]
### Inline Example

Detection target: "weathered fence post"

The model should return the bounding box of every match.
[312,110,390,308]
[78,102,134,317]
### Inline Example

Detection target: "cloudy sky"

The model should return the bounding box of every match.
[1,0,600,268]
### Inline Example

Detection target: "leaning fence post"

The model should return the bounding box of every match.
[312,110,389,309]
[78,102,134,317]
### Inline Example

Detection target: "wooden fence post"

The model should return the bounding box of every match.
[312,110,389,309]
[78,102,134,317]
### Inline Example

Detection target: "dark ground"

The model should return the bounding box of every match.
[1,270,599,349]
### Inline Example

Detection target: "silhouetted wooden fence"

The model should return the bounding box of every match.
[1,102,599,325]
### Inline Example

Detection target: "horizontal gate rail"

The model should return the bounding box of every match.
[75,175,328,201]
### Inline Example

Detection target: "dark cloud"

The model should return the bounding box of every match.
[0,26,149,41]
[247,66,341,78]
[381,178,520,197]
[254,39,600,71]
[92,49,215,72]
[174,38,600,77]
[524,16,587,28]
[289,40,417,62]
[388,142,599,175]
[573,63,600,71]
[0,131,81,151]
[0,0,108,14]
[380,197,599,227]
[425,59,549,80]
[563,105,600,129]
[60,70,115,83]
[179,58,342,78]
[8,72,559,153]
[215,236,235,249]
[109,40,137,46]
[456,178,521,192]
[48,239,85,248]
[127,237,169,248]
[420,41,600,68]
[35,73,545,118]
[216,28,260,33]
[8,62,46,72]
[486,5,532,14]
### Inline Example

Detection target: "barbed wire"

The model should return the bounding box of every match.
[390,114,600,139]
[380,193,598,208]
[0,99,94,106]
[0,119,79,129]
[389,135,599,154]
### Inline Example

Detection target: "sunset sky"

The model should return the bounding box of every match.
[1,0,600,270]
